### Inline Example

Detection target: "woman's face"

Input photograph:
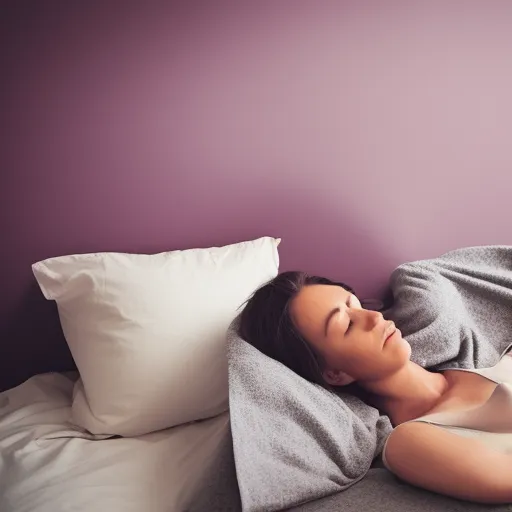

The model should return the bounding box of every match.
[289,284,411,386]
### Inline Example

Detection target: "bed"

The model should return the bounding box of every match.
[2,238,512,512]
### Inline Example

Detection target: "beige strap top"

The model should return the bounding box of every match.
[382,351,512,469]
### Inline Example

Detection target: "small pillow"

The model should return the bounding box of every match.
[33,237,279,436]
[228,320,392,512]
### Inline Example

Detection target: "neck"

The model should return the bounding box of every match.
[360,361,450,425]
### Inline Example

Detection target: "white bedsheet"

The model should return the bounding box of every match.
[0,372,230,512]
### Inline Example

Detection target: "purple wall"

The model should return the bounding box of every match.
[2,1,512,390]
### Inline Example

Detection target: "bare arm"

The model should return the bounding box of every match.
[385,421,512,503]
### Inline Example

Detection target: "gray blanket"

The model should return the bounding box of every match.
[386,245,512,371]
[221,246,512,512]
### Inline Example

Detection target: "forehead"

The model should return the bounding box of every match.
[290,284,350,333]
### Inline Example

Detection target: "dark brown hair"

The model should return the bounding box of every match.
[238,271,356,388]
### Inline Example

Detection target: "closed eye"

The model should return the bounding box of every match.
[345,295,354,333]
[324,295,354,337]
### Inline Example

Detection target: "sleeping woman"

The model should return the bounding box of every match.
[239,271,512,504]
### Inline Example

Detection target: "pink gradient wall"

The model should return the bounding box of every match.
[2,1,512,389]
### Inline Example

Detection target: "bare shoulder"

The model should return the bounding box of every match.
[385,421,512,503]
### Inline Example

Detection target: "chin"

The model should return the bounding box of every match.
[402,338,412,360]
[392,336,412,362]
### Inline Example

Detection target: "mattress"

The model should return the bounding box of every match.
[0,372,230,512]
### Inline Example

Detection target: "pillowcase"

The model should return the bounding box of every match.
[32,237,279,436]
[227,319,392,512]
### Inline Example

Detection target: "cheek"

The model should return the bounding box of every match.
[328,343,376,377]
[321,336,352,367]
[338,338,411,380]
[348,342,402,375]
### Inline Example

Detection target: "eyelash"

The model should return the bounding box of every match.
[345,297,353,332]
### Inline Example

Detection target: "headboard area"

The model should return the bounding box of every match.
[3,1,512,391]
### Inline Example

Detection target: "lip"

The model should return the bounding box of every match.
[383,321,396,345]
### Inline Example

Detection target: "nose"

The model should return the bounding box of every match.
[351,308,383,330]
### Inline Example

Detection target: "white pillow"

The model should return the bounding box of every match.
[32,237,280,436]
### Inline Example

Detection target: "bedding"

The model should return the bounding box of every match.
[7,245,512,512]
[0,372,231,512]
[227,245,512,511]
[386,245,512,371]
[2,373,509,512]
[31,237,279,437]
[227,322,391,511]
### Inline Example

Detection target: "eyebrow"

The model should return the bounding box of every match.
[324,296,351,337]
